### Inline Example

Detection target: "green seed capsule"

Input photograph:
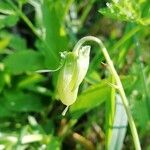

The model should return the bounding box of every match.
[57,46,90,109]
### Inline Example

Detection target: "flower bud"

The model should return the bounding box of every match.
[56,46,90,107]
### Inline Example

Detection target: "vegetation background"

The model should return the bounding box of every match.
[0,0,149,149]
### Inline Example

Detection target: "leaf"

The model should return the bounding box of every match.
[9,35,27,51]
[132,100,149,129]
[17,74,44,89]
[0,31,27,51]
[0,37,10,52]
[105,77,116,149]
[0,1,15,15]
[0,98,12,117]
[0,14,19,29]
[47,136,61,150]
[31,0,68,68]
[108,95,128,150]
[70,80,111,119]
[0,72,5,92]
[3,90,43,112]
[4,50,45,74]
[70,75,135,119]
[86,70,101,85]
[99,1,150,25]
[99,7,130,21]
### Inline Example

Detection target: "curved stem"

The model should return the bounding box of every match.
[73,36,141,150]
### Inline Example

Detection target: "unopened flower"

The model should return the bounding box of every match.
[56,46,90,114]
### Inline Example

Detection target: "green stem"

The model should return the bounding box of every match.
[6,0,39,37]
[73,36,141,150]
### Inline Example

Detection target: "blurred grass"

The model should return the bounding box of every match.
[0,0,149,149]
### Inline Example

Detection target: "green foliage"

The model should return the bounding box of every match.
[99,0,150,25]
[0,0,149,149]
[0,1,19,29]
[30,0,68,68]
[70,79,111,118]
[4,50,44,74]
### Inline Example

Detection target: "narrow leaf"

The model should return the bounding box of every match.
[108,95,128,150]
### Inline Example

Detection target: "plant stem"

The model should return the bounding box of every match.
[73,132,95,150]
[73,36,141,150]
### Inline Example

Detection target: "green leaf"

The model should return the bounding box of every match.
[0,31,27,51]
[32,0,68,68]
[70,75,135,119]
[0,72,5,92]
[105,77,116,149]
[132,100,149,129]
[0,37,10,52]
[0,14,19,29]
[17,74,44,89]
[47,136,61,150]
[99,1,150,25]
[0,98,12,117]
[4,50,45,74]
[3,90,43,112]
[86,70,101,85]
[70,80,111,119]
[0,1,15,15]
[9,35,27,51]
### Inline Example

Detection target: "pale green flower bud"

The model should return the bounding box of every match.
[57,46,90,107]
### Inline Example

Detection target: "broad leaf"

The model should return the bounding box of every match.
[4,50,45,74]
[3,90,43,112]
[30,0,68,69]
[70,80,111,119]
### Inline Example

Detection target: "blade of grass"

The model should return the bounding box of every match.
[79,0,95,29]
[105,76,116,149]
[111,26,141,52]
